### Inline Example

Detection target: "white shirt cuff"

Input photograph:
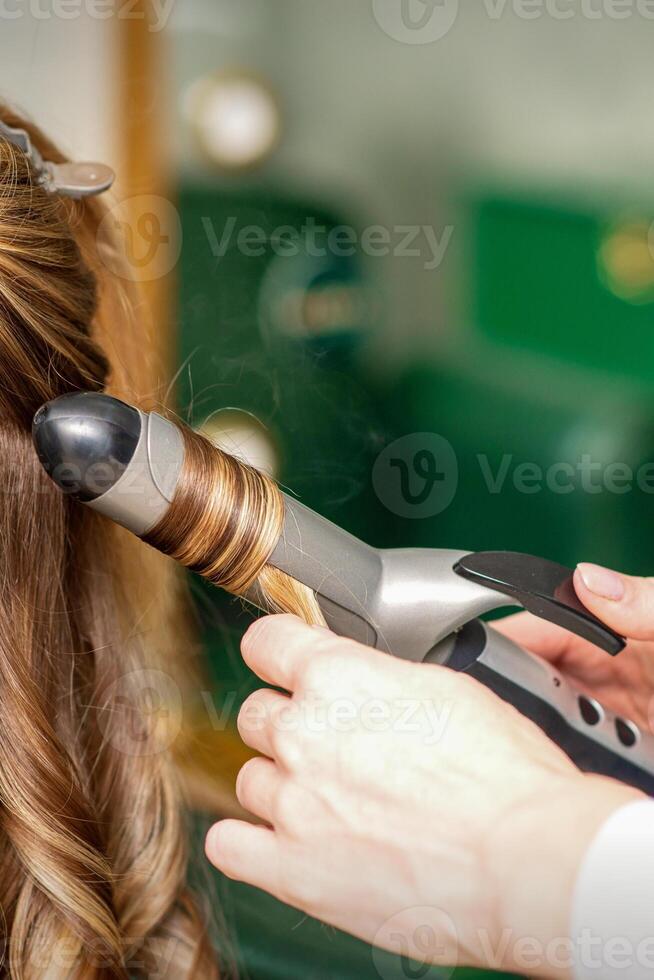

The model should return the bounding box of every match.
[572,799,654,979]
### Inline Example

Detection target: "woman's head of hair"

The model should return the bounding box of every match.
[0,104,218,978]
[0,108,108,427]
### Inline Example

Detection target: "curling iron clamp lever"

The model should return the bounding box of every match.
[453,551,625,656]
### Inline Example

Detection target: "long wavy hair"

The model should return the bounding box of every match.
[0,107,218,977]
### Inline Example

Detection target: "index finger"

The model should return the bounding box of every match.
[241,614,331,691]
[491,610,580,662]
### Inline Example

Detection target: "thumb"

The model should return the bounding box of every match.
[574,563,654,641]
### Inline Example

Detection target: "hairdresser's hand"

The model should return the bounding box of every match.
[205,615,640,978]
[493,563,654,729]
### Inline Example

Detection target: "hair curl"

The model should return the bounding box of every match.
[0,106,218,978]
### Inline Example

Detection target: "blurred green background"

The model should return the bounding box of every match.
[169,4,654,979]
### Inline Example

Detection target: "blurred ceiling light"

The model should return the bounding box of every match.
[275,284,368,338]
[598,220,654,304]
[183,71,281,171]
[259,249,376,345]
[198,409,279,478]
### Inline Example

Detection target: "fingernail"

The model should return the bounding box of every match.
[577,563,625,601]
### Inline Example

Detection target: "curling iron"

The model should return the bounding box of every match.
[32,392,654,796]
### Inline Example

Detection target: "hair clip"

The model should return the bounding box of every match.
[0,120,115,199]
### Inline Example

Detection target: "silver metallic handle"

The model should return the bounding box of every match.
[270,497,510,661]
[32,393,516,662]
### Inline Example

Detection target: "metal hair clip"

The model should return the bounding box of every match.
[0,120,114,199]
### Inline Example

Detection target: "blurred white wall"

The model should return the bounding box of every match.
[169,1,654,364]
[172,0,654,192]
[0,15,116,167]
[272,0,654,191]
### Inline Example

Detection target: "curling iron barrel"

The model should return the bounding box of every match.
[32,392,654,796]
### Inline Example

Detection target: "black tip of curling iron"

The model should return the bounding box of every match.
[32,392,142,502]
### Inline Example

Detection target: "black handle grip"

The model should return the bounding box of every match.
[430,621,654,796]
[468,659,654,795]
[453,551,625,656]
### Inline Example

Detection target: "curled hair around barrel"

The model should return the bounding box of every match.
[144,425,327,626]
